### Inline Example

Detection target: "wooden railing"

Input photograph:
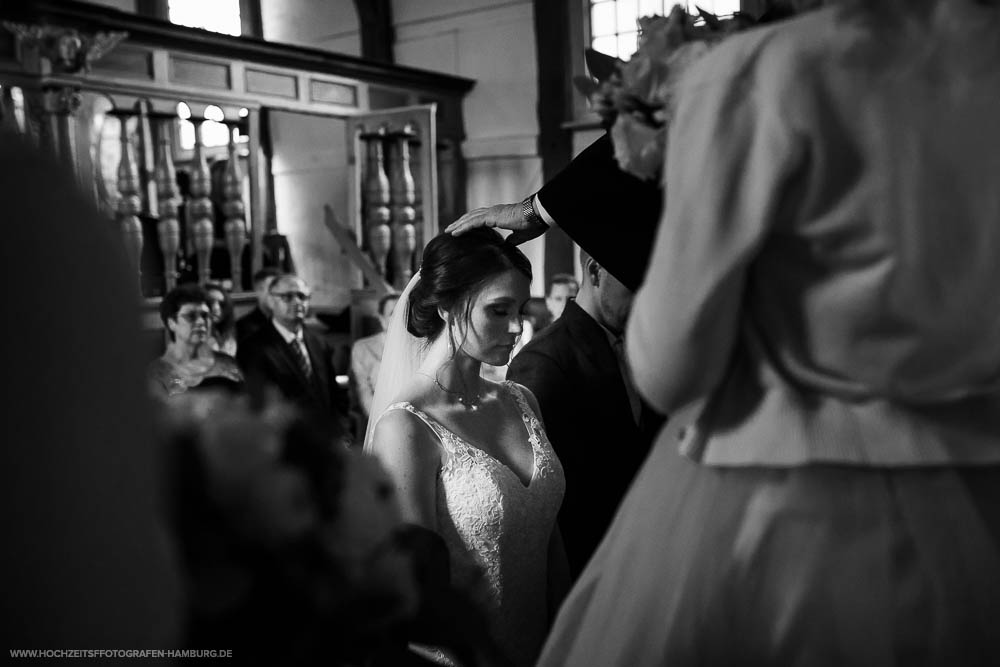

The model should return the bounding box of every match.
[1,0,473,305]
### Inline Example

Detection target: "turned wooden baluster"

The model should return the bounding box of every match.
[188,117,215,285]
[368,223,391,279]
[0,86,21,133]
[110,109,143,290]
[362,125,392,279]
[151,111,181,292]
[222,121,247,291]
[389,122,419,289]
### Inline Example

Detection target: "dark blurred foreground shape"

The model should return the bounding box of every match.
[0,130,182,649]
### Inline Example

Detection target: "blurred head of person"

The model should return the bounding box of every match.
[522,296,553,332]
[252,267,281,315]
[377,292,401,332]
[574,250,633,337]
[203,281,235,341]
[268,274,311,334]
[546,273,579,321]
[159,391,420,660]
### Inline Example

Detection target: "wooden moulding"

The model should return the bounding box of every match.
[8,0,475,96]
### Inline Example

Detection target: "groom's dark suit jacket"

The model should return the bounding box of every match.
[507,299,663,578]
[238,322,350,425]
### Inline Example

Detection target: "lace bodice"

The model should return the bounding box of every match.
[383,381,565,666]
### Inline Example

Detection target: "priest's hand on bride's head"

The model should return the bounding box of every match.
[445,201,547,246]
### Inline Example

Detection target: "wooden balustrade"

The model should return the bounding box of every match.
[89,105,250,296]
[2,2,472,319]
[359,119,426,290]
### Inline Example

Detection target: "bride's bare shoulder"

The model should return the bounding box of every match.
[371,391,440,465]
[501,380,544,422]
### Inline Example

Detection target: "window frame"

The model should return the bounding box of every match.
[136,0,262,39]
[567,0,748,127]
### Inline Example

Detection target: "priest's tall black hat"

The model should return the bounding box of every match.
[536,133,662,292]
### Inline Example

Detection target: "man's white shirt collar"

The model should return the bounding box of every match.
[271,319,303,344]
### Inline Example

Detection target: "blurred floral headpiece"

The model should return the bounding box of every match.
[575,5,761,182]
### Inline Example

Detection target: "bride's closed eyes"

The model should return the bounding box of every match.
[487,302,529,319]
[461,269,532,365]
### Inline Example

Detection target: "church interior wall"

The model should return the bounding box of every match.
[259,0,362,57]
[268,110,353,312]
[258,0,548,295]
[391,0,546,295]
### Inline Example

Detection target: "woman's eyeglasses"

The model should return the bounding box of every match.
[177,311,211,324]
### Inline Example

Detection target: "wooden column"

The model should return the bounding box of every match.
[0,86,21,133]
[533,0,576,282]
[222,120,247,291]
[21,88,60,159]
[188,117,215,285]
[48,86,82,174]
[389,122,418,288]
[150,111,181,292]
[353,0,394,64]
[109,109,143,289]
[362,125,392,280]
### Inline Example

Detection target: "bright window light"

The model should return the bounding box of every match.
[168,0,241,37]
[590,0,741,59]
[176,101,234,150]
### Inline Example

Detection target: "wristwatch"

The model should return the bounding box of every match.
[521,195,545,227]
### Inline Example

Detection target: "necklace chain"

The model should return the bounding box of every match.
[420,372,483,411]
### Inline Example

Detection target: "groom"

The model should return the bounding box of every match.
[508,249,663,578]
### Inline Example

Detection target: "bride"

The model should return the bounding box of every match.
[365,228,568,666]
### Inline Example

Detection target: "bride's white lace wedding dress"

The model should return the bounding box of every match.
[379,381,565,666]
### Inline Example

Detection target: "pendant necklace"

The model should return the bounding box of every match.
[421,372,483,411]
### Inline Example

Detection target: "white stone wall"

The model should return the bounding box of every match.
[260,0,361,56]
[268,110,354,310]
[392,0,546,294]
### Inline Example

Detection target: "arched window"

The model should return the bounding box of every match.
[590,0,741,59]
[168,0,242,36]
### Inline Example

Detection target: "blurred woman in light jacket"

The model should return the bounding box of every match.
[541,1,1000,664]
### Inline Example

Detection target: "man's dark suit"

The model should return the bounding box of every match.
[237,322,349,424]
[507,300,663,578]
[235,306,270,346]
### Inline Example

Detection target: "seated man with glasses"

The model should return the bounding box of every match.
[238,274,350,431]
[148,283,244,398]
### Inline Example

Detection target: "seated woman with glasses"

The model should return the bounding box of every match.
[148,284,244,398]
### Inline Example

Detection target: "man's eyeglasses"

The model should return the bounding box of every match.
[271,291,311,303]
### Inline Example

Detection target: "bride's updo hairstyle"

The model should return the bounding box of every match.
[408,227,531,340]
